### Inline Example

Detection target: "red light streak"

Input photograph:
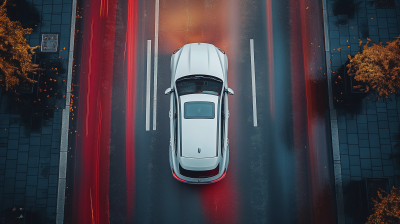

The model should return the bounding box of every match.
[201,170,238,224]
[100,0,109,17]
[71,0,117,222]
[290,0,336,223]
[123,38,127,65]
[299,0,336,222]
[299,0,320,222]
[210,171,226,183]
[125,0,138,222]
[289,0,313,222]
[85,20,93,138]
[90,188,94,223]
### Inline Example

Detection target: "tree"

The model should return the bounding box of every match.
[346,36,400,101]
[0,0,40,91]
[366,186,400,224]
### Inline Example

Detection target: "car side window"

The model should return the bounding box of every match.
[174,94,178,156]
[221,94,225,156]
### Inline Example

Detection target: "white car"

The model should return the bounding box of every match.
[165,43,234,184]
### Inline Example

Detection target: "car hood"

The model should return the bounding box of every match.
[174,43,225,82]
[180,94,219,158]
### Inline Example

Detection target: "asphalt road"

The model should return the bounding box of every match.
[65,0,337,223]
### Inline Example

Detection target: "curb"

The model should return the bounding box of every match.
[321,0,346,223]
[56,0,77,222]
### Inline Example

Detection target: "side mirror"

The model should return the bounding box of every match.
[226,88,234,95]
[165,88,174,95]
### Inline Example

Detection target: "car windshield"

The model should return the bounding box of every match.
[176,75,223,96]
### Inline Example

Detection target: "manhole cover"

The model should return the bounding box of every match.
[41,34,58,52]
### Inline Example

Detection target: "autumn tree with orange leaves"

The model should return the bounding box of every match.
[347,36,400,100]
[0,0,40,91]
[366,186,400,224]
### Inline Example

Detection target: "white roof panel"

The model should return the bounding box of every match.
[180,94,219,158]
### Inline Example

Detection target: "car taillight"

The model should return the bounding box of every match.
[210,170,226,183]
[172,170,188,182]
[217,48,225,54]
[173,48,181,54]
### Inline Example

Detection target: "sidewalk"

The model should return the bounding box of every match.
[0,0,73,223]
[326,0,400,223]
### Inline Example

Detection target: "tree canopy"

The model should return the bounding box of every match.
[347,36,400,100]
[366,186,400,224]
[0,0,40,91]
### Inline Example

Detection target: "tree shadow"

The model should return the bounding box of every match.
[4,52,66,135]
[2,0,41,30]
[391,131,400,171]
[24,209,44,224]
[332,63,369,116]
[333,0,356,17]
[343,180,369,224]
[359,21,369,39]
[1,207,45,224]
[333,0,364,25]
[367,1,376,7]
[333,0,365,24]
[375,0,395,9]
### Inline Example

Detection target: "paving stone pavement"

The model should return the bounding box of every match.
[327,0,400,223]
[0,0,72,223]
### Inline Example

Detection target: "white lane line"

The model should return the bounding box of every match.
[146,40,152,131]
[152,0,159,131]
[250,39,258,127]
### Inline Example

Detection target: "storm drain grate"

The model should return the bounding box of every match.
[41,34,58,52]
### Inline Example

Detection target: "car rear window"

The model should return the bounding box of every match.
[179,164,219,178]
[184,102,214,119]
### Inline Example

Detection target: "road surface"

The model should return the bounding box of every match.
[64,0,337,223]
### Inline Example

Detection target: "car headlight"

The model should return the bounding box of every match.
[217,48,225,54]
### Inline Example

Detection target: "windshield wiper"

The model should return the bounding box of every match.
[177,75,222,82]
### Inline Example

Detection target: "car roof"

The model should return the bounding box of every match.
[180,94,219,158]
